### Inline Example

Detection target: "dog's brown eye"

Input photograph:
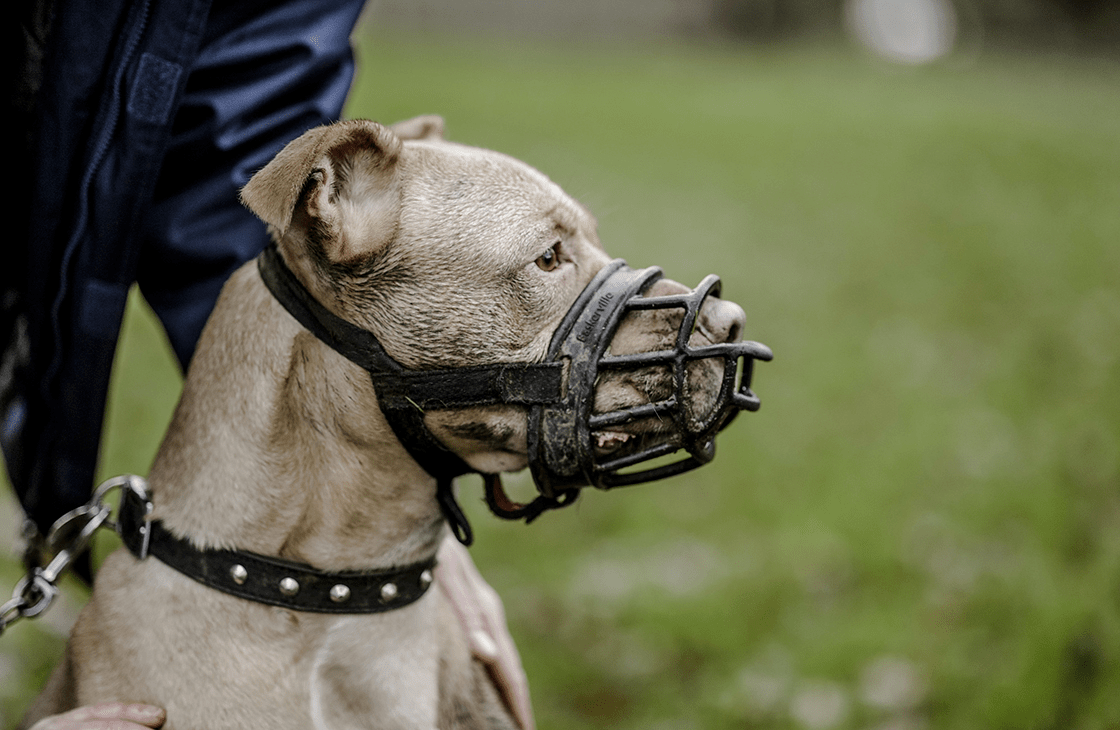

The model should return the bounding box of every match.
[535,244,561,272]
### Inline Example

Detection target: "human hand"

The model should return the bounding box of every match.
[28,703,166,730]
[436,535,535,730]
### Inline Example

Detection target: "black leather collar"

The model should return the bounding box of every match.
[118,483,437,614]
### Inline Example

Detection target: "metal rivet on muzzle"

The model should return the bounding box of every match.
[380,582,398,602]
[330,584,351,603]
[229,564,248,585]
[279,577,300,596]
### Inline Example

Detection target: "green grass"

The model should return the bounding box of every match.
[4,31,1120,730]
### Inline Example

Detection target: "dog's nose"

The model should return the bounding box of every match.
[699,297,745,343]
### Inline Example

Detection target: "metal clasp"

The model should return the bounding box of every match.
[0,474,149,636]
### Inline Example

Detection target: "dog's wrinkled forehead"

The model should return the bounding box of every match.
[396,140,595,265]
[362,140,605,367]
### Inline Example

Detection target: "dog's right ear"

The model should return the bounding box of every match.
[241,119,403,263]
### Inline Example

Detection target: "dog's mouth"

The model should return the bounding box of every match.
[589,353,730,463]
[590,425,661,461]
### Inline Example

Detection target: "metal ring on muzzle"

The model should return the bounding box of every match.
[528,260,773,498]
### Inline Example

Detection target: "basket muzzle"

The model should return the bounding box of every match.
[527,260,772,497]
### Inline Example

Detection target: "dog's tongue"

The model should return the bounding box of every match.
[484,473,526,514]
[481,472,515,512]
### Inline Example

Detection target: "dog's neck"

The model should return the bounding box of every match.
[146,263,445,571]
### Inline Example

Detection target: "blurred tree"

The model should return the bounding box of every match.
[708,0,1119,46]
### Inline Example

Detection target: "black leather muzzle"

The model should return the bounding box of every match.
[528,259,772,497]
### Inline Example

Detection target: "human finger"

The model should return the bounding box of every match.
[437,535,536,730]
[29,702,166,730]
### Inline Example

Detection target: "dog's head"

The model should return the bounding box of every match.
[241,118,765,497]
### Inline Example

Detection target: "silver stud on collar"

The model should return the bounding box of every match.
[330,584,351,603]
[380,582,398,602]
[230,564,248,585]
[279,577,300,596]
[419,569,433,588]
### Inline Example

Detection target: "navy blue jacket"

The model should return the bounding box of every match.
[2,0,366,533]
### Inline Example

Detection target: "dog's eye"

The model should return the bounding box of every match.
[535,244,561,272]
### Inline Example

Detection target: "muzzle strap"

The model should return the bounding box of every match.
[258,244,402,374]
[375,365,563,410]
[258,245,563,408]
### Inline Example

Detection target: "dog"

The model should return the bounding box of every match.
[23,116,749,729]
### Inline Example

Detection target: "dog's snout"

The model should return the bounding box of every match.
[645,278,690,298]
[700,298,745,343]
[647,277,745,344]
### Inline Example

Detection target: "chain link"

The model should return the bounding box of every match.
[0,595,26,632]
[0,474,146,637]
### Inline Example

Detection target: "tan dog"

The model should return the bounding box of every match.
[23,117,747,729]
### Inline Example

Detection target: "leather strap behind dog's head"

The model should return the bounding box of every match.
[257,244,403,374]
[257,245,564,409]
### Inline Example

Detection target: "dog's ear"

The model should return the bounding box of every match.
[390,115,445,141]
[241,119,403,262]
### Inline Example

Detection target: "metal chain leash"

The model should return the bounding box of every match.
[0,475,146,636]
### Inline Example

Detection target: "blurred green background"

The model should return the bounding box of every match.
[3,7,1120,729]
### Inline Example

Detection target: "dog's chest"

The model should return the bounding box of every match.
[308,613,442,730]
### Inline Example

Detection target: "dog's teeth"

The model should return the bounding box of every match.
[594,431,632,450]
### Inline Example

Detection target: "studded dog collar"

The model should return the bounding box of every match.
[117,479,436,614]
